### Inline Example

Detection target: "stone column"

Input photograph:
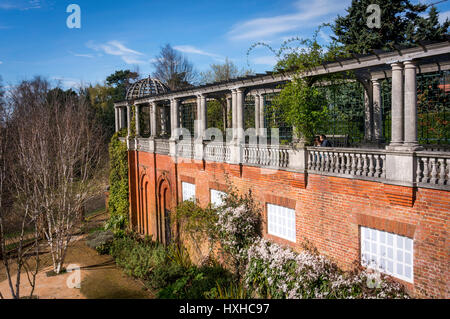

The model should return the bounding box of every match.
[126,104,132,137]
[254,94,260,137]
[236,88,245,143]
[364,86,373,142]
[231,89,237,140]
[150,102,157,137]
[372,79,384,142]
[114,107,119,132]
[259,94,265,138]
[195,94,207,140]
[403,60,420,149]
[226,96,232,130]
[201,94,207,139]
[135,104,141,137]
[389,62,404,147]
[160,105,168,136]
[170,98,180,140]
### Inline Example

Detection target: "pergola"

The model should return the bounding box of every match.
[114,40,450,191]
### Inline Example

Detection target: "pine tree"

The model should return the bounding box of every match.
[331,0,449,54]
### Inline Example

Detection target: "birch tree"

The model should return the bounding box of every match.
[9,78,105,275]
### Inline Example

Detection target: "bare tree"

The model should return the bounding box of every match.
[200,58,253,130]
[0,78,40,299]
[9,78,105,275]
[152,44,197,90]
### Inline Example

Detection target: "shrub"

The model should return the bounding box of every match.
[205,281,249,299]
[85,230,114,255]
[215,188,262,279]
[110,236,168,281]
[244,238,409,299]
[106,132,129,236]
[158,264,233,299]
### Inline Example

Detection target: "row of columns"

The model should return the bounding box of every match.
[115,89,268,143]
[116,61,418,149]
[388,60,419,150]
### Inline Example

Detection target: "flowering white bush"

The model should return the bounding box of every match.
[244,238,409,299]
[215,203,261,278]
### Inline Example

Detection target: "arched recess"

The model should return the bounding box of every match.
[156,174,174,246]
[139,173,152,236]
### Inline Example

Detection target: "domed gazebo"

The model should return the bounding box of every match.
[126,77,170,100]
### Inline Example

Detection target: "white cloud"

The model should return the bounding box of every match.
[251,56,278,66]
[439,10,450,24]
[0,61,3,65]
[86,40,146,65]
[69,51,94,58]
[0,0,42,10]
[173,45,223,60]
[228,0,350,41]
[51,77,81,89]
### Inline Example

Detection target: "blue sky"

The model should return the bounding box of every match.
[0,0,449,89]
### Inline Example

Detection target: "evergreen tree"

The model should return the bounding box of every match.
[106,69,139,102]
[331,0,449,54]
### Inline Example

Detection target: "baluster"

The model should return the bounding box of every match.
[422,157,429,183]
[369,154,375,177]
[416,157,423,183]
[336,153,342,173]
[375,154,381,178]
[355,154,361,176]
[318,151,323,171]
[350,153,356,175]
[447,159,450,185]
[308,151,314,170]
[330,152,335,173]
[362,154,368,176]
[430,158,438,184]
[323,151,329,172]
[438,159,445,186]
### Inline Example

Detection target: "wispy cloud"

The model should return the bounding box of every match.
[51,76,82,89]
[174,45,223,60]
[251,56,278,66]
[69,51,94,59]
[228,0,349,41]
[0,0,43,10]
[439,10,450,24]
[86,40,147,65]
[0,61,3,65]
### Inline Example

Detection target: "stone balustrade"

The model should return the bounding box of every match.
[416,152,450,188]
[177,140,194,159]
[307,147,387,181]
[204,142,231,163]
[124,138,449,191]
[243,144,290,168]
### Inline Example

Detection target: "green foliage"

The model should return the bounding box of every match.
[106,70,139,102]
[86,85,116,139]
[273,78,329,143]
[330,0,449,55]
[249,36,348,144]
[244,238,409,299]
[206,281,249,299]
[106,132,129,235]
[174,200,218,246]
[109,235,233,299]
[86,230,114,255]
[215,186,262,279]
[157,264,232,299]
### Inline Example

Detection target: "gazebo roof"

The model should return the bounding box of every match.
[126,77,170,100]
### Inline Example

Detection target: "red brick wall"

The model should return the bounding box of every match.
[128,151,449,298]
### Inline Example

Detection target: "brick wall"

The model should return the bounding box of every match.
[128,151,449,298]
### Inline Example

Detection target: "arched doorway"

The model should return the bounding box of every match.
[157,178,173,245]
[140,174,151,235]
